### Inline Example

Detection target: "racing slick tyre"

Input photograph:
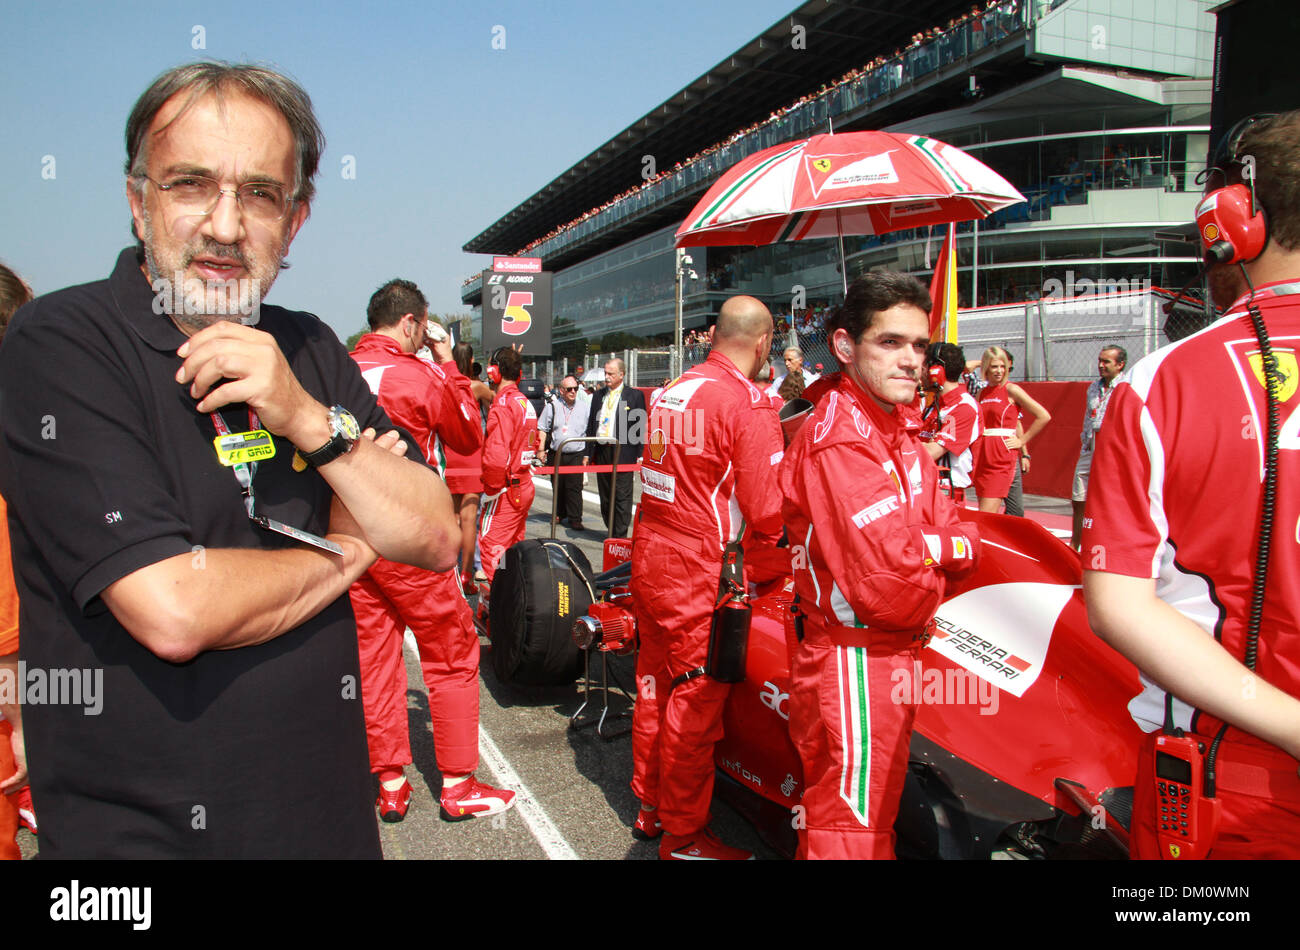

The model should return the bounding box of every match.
[489,539,594,685]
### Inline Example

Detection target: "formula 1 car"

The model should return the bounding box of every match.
[480,512,1144,859]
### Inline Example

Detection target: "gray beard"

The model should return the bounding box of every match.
[140,203,284,331]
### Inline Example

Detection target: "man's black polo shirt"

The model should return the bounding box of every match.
[0,248,404,858]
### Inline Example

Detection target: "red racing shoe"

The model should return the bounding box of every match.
[632,807,662,840]
[659,827,753,861]
[376,777,413,823]
[439,775,516,822]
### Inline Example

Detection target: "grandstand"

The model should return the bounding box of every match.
[463,0,1215,381]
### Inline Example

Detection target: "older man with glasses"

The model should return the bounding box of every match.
[538,375,591,530]
[0,63,458,858]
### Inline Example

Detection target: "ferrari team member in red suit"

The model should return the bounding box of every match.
[781,272,981,859]
[919,342,980,507]
[1085,111,1300,858]
[479,346,539,584]
[631,295,784,860]
[349,280,515,823]
[972,346,1049,513]
[445,341,493,593]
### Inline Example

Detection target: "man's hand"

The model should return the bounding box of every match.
[1,723,25,796]
[362,426,407,458]
[1020,454,1031,474]
[174,322,321,448]
[430,336,454,365]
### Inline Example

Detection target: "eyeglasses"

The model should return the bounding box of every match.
[139,174,293,223]
[560,386,578,392]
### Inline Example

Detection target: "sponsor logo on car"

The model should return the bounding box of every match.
[720,756,762,788]
[758,680,789,721]
[926,582,1072,698]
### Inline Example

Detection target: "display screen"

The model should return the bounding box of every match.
[1156,750,1192,785]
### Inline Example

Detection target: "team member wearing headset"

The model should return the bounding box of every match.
[918,342,981,507]
[1084,111,1300,857]
[479,347,539,584]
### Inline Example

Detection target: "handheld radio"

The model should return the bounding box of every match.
[1150,730,1222,860]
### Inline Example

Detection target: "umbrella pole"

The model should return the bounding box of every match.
[836,208,848,296]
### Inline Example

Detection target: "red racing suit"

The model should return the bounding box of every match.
[1084,281,1300,858]
[630,350,784,836]
[922,384,980,504]
[348,334,483,777]
[479,380,539,583]
[780,374,979,859]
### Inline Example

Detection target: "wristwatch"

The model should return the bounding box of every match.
[299,405,360,468]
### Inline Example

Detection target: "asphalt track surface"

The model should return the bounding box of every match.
[371,475,779,860]
[14,478,1071,860]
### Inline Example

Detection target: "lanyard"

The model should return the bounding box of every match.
[210,409,261,519]
[210,409,344,555]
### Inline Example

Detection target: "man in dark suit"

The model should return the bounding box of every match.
[583,357,645,538]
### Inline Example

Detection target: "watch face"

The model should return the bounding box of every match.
[332,407,360,441]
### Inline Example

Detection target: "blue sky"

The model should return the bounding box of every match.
[0,0,798,340]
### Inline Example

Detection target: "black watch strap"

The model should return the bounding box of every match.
[301,406,359,469]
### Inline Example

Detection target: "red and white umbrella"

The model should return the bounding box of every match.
[675,131,1024,248]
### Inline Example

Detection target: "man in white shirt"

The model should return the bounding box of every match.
[1070,345,1125,550]
[766,346,820,396]
[538,375,591,530]
[582,358,645,538]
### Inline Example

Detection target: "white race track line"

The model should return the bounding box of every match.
[403,630,580,860]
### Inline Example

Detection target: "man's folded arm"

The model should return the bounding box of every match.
[102,533,375,664]
[293,353,459,572]
[309,429,457,572]
[1084,570,1300,761]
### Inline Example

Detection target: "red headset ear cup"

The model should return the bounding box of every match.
[1196,183,1268,265]
[487,364,501,385]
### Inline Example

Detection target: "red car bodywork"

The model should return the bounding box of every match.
[608,511,1145,856]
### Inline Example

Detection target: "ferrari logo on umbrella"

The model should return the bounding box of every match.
[675,130,1025,297]
[1248,349,1298,403]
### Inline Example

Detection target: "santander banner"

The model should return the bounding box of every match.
[492,256,543,274]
